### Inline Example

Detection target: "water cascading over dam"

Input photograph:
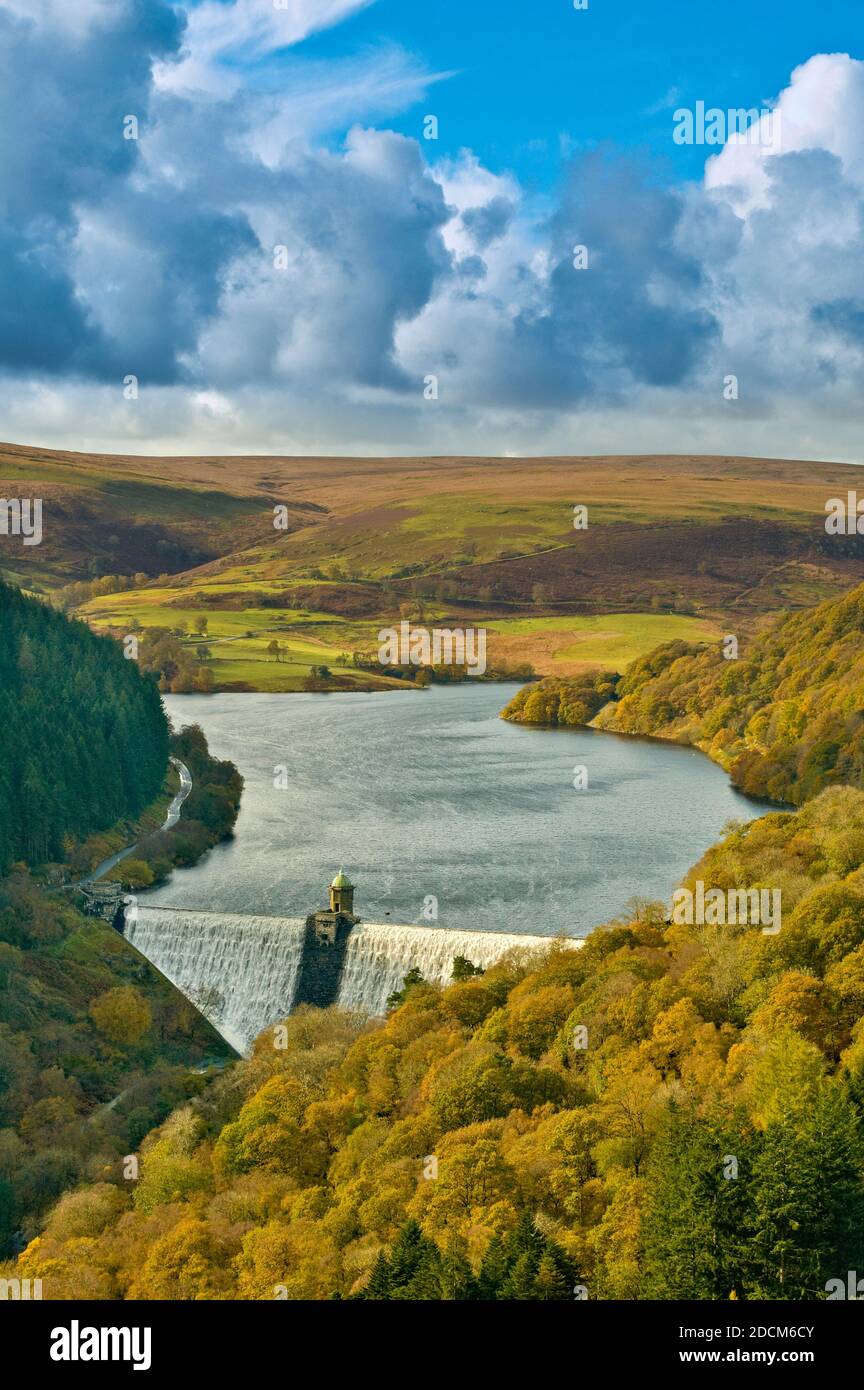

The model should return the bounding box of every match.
[126,904,579,1054]
[335,923,568,1016]
[126,907,307,1054]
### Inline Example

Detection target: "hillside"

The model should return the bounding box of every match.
[585,581,864,805]
[0,587,242,1255]
[9,785,864,1299]
[0,582,168,871]
[500,580,864,808]
[5,443,864,690]
[71,452,864,692]
[0,870,235,1257]
[49,450,864,618]
[0,442,286,590]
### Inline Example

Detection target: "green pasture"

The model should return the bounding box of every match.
[487,611,720,670]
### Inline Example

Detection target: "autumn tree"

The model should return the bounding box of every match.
[89,986,152,1045]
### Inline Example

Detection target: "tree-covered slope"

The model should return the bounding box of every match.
[0,582,169,870]
[0,870,234,1256]
[13,786,864,1301]
[505,581,864,806]
[501,670,618,728]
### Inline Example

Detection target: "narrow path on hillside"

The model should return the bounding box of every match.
[70,757,192,890]
[726,558,800,608]
[86,1055,232,1127]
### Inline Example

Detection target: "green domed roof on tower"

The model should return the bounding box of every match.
[331,869,353,889]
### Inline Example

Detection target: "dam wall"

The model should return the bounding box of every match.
[126,907,306,1054]
[336,922,575,1015]
[126,905,581,1053]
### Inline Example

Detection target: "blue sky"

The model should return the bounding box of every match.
[0,0,863,460]
[299,0,862,182]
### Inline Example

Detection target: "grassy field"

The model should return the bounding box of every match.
[8,443,864,686]
[82,578,721,689]
[82,586,404,692]
[485,612,720,675]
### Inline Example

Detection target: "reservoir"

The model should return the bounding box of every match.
[148,683,760,937]
[127,683,765,1048]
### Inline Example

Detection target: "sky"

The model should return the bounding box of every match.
[1,0,863,460]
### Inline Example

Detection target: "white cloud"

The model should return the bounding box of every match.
[0,0,116,34]
[190,125,452,392]
[0,6,863,463]
[706,53,864,213]
[243,48,444,161]
[156,0,376,96]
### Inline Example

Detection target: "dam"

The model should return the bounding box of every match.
[121,688,763,1054]
[124,870,579,1053]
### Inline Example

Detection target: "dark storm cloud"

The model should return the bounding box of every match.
[0,225,106,373]
[461,196,516,249]
[0,0,254,382]
[439,152,721,413]
[74,187,258,384]
[540,153,719,394]
[0,1,182,223]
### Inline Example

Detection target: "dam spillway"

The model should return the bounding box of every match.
[125,905,580,1053]
[125,908,307,1054]
[335,923,570,1016]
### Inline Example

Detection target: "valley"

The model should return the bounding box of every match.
[5,445,864,692]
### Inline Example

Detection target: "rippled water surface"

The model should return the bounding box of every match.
[151,684,761,937]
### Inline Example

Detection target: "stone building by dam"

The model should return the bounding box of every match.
[124,871,581,1053]
[298,869,362,1008]
[308,869,359,944]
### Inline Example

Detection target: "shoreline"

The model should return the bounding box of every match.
[503,706,794,816]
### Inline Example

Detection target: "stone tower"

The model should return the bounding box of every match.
[307,870,359,947]
[329,868,355,917]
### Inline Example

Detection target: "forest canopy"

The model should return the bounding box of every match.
[0,870,233,1256]
[0,582,169,871]
[504,581,864,807]
[13,786,864,1300]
